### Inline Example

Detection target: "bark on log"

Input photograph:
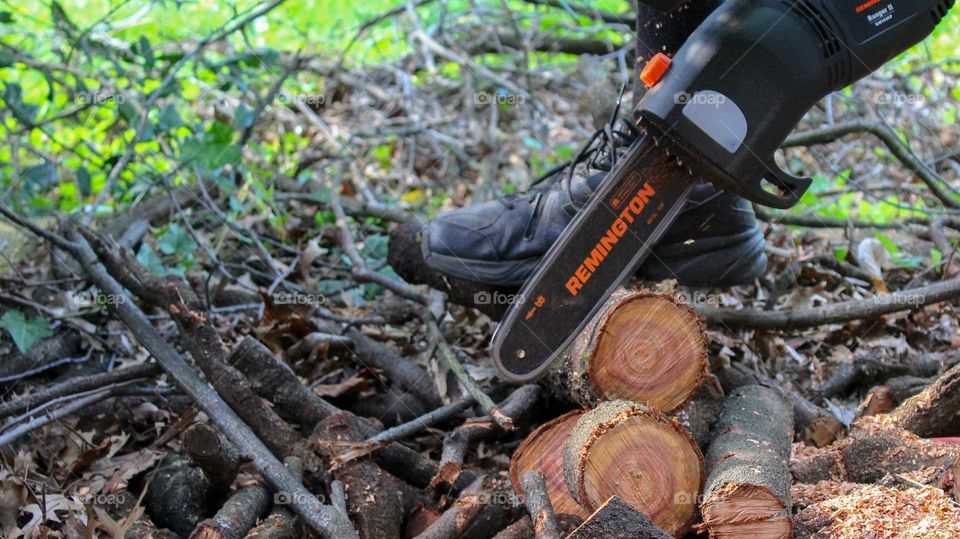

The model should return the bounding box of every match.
[143,454,215,537]
[413,474,520,539]
[888,362,960,437]
[183,423,242,494]
[545,290,707,414]
[716,362,844,447]
[313,412,407,539]
[567,496,672,539]
[700,385,793,539]
[672,374,725,451]
[790,423,960,485]
[191,482,271,539]
[562,401,704,537]
[520,471,561,539]
[510,411,589,520]
[345,327,442,408]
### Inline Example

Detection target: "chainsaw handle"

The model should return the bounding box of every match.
[637,0,954,210]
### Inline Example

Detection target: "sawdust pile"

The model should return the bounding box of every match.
[797,485,960,538]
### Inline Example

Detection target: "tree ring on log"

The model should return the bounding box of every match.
[562,400,704,537]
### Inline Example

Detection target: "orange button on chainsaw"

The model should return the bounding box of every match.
[640,53,672,88]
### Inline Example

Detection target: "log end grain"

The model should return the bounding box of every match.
[562,401,704,537]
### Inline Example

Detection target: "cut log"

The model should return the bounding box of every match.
[700,385,793,539]
[567,496,672,539]
[312,412,407,539]
[790,423,959,485]
[510,411,590,520]
[546,290,707,414]
[182,423,241,494]
[716,362,844,447]
[562,401,704,537]
[191,482,270,539]
[888,362,960,437]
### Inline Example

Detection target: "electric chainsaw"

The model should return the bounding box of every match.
[492,0,956,383]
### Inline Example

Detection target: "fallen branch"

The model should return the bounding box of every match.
[697,277,960,331]
[520,471,561,539]
[433,385,542,488]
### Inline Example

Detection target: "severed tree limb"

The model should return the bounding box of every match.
[716,362,844,447]
[226,335,468,489]
[697,276,960,331]
[432,385,543,489]
[191,480,271,539]
[520,471,561,539]
[335,399,474,464]
[183,423,242,494]
[51,227,357,538]
[312,413,407,539]
[345,327,442,408]
[244,457,304,539]
[700,385,794,539]
[888,362,960,437]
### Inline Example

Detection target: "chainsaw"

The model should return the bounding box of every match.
[492,0,956,382]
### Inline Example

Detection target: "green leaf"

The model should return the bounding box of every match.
[874,233,900,256]
[157,224,198,256]
[136,244,176,276]
[1,309,53,353]
[833,247,849,263]
[158,104,183,131]
[931,248,943,267]
[76,167,92,197]
[235,104,256,129]
[0,11,14,23]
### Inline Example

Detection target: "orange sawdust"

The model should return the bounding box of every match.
[804,485,960,538]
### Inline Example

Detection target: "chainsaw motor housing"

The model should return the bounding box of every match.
[637,0,956,209]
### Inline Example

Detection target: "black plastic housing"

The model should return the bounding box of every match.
[637,0,955,208]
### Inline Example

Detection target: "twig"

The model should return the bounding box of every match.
[57,228,355,538]
[335,399,474,463]
[0,388,113,449]
[0,363,161,419]
[784,120,960,208]
[520,471,562,539]
[425,319,512,430]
